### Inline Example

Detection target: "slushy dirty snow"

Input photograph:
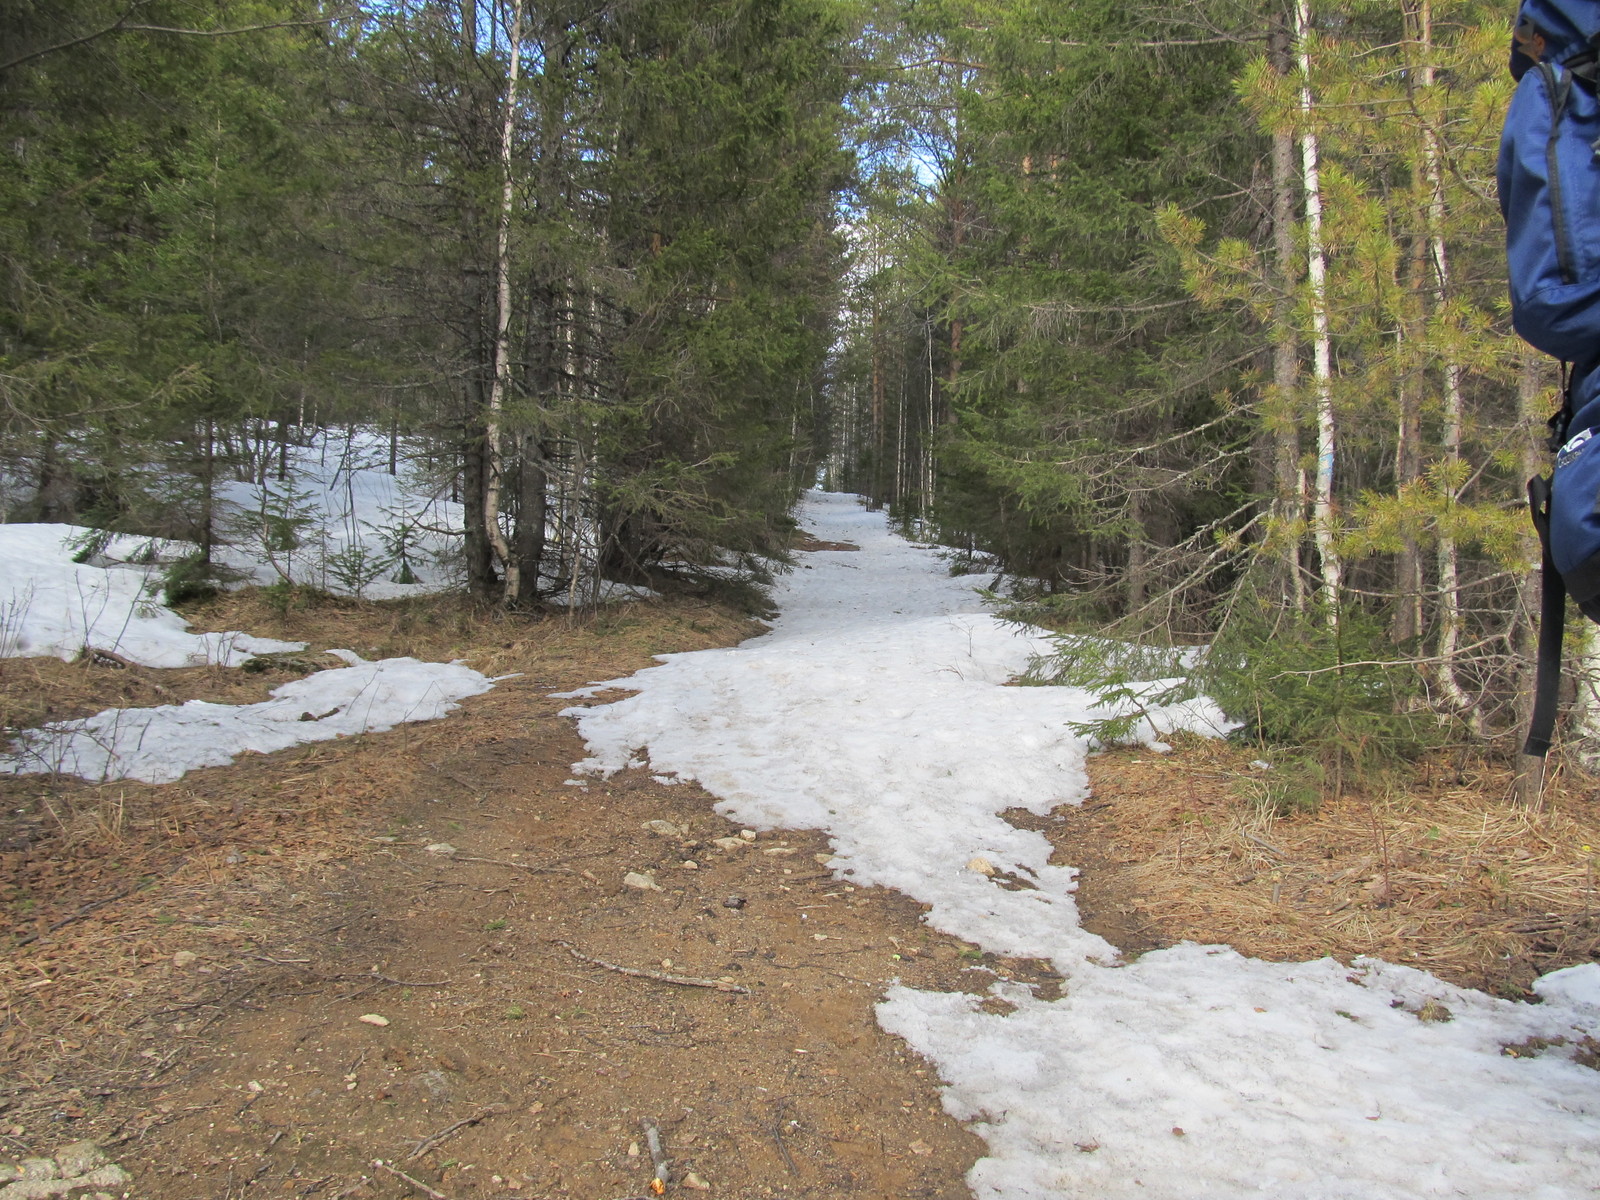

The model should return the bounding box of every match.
[565,490,1600,1199]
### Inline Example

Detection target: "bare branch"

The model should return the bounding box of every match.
[0,7,350,75]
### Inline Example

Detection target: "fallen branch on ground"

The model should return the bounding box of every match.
[555,941,750,994]
[374,1159,452,1199]
[456,855,569,874]
[642,1118,670,1192]
[1244,832,1289,859]
[15,886,138,947]
[406,1103,509,1162]
[448,850,610,875]
[772,1100,799,1176]
[422,759,493,796]
[340,971,450,988]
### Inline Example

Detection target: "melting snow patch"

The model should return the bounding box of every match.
[0,524,303,667]
[563,490,1600,1199]
[0,655,494,783]
[878,949,1600,1199]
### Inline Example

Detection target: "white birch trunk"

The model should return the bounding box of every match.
[1295,0,1340,615]
[484,0,523,602]
[1411,0,1476,721]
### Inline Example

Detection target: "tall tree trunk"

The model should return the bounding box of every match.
[894,364,907,510]
[1269,20,1305,614]
[483,0,525,602]
[1412,0,1475,718]
[1126,485,1148,613]
[462,386,495,597]
[1393,237,1425,644]
[513,433,547,589]
[870,304,886,511]
[1295,0,1340,615]
[199,417,216,566]
[924,316,938,517]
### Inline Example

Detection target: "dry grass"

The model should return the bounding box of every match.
[184,586,761,679]
[1074,735,1600,996]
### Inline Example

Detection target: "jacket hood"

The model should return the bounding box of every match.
[1514,0,1600,76]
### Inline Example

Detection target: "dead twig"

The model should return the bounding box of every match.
[340,971,450,988]
[456,855,569,874]
[555,941,750,994]
[335,970,451,1001]
[641,1118,670,1192]
[1244,832,1289,859]
[449,850,611,875]
[406,1103,508,1162]
[374,1159,451,1200]
[772,1101,799,1176]
[15,886,138,947]
[422,760,483,794]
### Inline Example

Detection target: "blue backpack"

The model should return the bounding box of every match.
[1500,0,1600,754]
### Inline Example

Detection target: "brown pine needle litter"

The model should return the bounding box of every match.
[0,593,764,1121]
[1061,733,1600,997]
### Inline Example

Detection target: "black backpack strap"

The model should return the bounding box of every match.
[1525,474,1564,756]
[1563,33,1600,90]
[1549,361,1574,450]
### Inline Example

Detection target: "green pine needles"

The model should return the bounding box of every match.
[1021,635,1203,747]
[1205,596,1446,797]
[1027,590,1447,804]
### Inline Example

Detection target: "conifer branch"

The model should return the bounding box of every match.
[1,7,352,75]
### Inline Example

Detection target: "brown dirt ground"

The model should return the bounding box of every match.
[2,586,1598,1198]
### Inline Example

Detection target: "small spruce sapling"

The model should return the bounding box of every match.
[1023,635,1203,745]
[239,480,322,585]
[375,505,422,585]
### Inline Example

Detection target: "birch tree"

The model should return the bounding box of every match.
[1296,0,1342,613]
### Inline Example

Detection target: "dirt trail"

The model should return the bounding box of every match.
[6,589,1597,1199]
[135,694,1006,1198]
[2,597,1023,1199]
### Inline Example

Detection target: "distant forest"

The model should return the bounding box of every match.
[2,3,1561,759]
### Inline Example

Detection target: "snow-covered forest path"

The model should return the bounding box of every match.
[566,491,1600,1199]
